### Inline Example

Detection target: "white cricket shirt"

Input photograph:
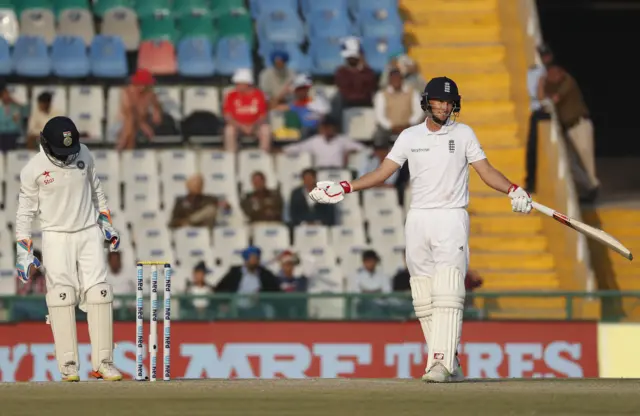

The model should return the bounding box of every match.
[386,121,486,209]
[15,144,110,240]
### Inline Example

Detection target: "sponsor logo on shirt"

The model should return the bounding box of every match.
[42,171,54,185]
[411,148,430,153]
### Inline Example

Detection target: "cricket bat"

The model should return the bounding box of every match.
[532,201,633,261]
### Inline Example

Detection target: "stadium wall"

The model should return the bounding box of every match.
[0,321,599,381]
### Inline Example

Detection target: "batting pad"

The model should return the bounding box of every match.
[86,283,114,371]
[427,267,465,374]
[45,286,79,372]
[410,276,432,347]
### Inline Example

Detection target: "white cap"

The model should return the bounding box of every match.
[292,73,313,89]
[231,68,254,84]
[340,36,361,59]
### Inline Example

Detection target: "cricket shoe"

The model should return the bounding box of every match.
[90,361,123,381]
[422,362,458,383]
[61,363,80,382]
[450,356,465,382]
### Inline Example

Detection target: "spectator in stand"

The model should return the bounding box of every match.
[349,249,391,317]
[169,174,230,228]
[259,50,296,107]
[106,251,135,312]
[379,53,427,92]
[240,171,283,223]
[277,250,308,292]
[289,168,336,226]
[359,143,398,187]
[332,37,377,121]
[525,44,554,192]
[184,261,215,319]
[26,92,63,149]
[282,115,365,168]
[272,74,330,139]
[111,68,163,150]
[223,68,271,153]
[373,69,423,145]
[538,64,600,200]
[0,83,24,153]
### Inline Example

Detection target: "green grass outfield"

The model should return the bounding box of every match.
[0,379,638,416]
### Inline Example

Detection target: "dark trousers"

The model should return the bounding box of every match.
[525,109,551,192]
[0,133,20,153]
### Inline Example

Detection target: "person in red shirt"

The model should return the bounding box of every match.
[223,68,271,152]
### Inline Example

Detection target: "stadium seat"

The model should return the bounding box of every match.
[105,86,121,127]
[308,8,352,39]
[68,85,104,141]
[173,0,209,17]
[258,10,304,44]
[347,148,371,171]
[91,149,122,211]
[348,0,396,15]
[340,244,368,275]
[13,36,51,77]
[57,8,95,45]
[250,0,296,18]
[369,223,404,246]
[154,85,182,122]
[0,8,19,45]
[217,12,253,44]
[0,152,4,205]
[90,35,128,78]
[356,7,403,38]
[211,0,247,18]
[120,150,161,212]
[337,195,363,227]
[135,0,170,19]
[0,37,11,75]
[178,13,216,42]
[215,37,252,76]
[307,265,345,319]
[252,223,290,258]
[294,224,330,250]
[0,224,13,269]
[212,225,249,262]
[130,210,167,231]
[31,85,67,114]
[343,107,377,141]
[361,37,394,73]
[51,35,90,77]
[93,0,133,17]
[302,246,338,269]
[238,149,278,192]
[158,149,197,210]
[173,227,211,269]
[362,188,398,210]
[4,150,37,221]
[317,168,351,183]
[301,0,348,17]
[258,41,310,72]
[308,37,343,76]
[133,226,174,264]
[17,0,53,15]
[20,7,56,45]
[7,84,28,106]
[183,86,222,144]
[365,205,404,228]
[183,86,220,117]
[198,149,238,202]
[274,152,313,203]
[137,40,177,75]
[177,37,215,77]
[140,14,177,42]
[53,0,89,15]
[101,7,140,51]
[329,225,366,252]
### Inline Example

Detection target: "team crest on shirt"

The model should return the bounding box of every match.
[449,139,455,153]
[63,131,73,146]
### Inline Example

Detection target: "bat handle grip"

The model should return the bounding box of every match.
[531,201,555,217]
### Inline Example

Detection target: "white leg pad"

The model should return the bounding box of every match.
[86,283,114,371]
[45,286,79,373]
[410,276,432,347]
[427,267,465,374]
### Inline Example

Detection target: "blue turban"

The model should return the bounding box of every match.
[241,246,262,261]
[270,50,289,64]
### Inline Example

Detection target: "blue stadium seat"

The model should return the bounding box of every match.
[348,0,396,15]
[249,0,296,18]
[308,8,352,39]
[13,35,51,77]
[361,37,393,73]
[258,10,304,44]
[51,35,90,77]
[0,37,11,75]
[301,0,347,18]
[177,37,215,77]
[258,41,310,72]
[356,7,403,38]
[215,37,252,75]
[308,37,343,76]
[89,35,128,78]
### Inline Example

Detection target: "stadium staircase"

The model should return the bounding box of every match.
[400,0,599,319]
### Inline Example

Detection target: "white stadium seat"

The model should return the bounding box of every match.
[0,8,19,45]
[0,151,4,205]
[4,150,36,222]
[0,223,13,269]
[68,85,104,141]
[364,205,405,228]
[368,224,404,246]
[316,168,351,183]
[20,8,56,45]
[173,227,211,269]
[31,85,67,115]
[252,223,289,258]
[293,224,329,250]
[212,225,249,262]
[121,150,160,212]
[106,86,121,127]
[362,188,398,210]
[184,86,220,116]
[341,245,369,276]
[133,226,174,263]
[336,193,363,227]
[329,225,366,253]
[7,84,27,105]
[238,149,277,192]
[101,7,140,51]
[347,149,371,172]
[343,107,377,141]
[275,152,312,203]
[92,149,122,211]
[307,264,345,319]
[158,149,197,210]
[154,86,182,121]
[300,246,337,269]
[58,8,96,45]
[198,150,239,205]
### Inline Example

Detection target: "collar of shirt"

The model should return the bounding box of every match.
[423,120,451,136]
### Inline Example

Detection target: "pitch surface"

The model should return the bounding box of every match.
[0,378,638,415]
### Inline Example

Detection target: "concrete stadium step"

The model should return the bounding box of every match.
[420,72,511,101]
[478,270,558,286]
[609,263,640,276]
[583,208,640,225]
[405,25,501,44]
[481,147,525,166]
[405,9,499,26]
[613,278,640,290]
[470,172,524,192]
[470,252,555,270]
[409,45,506,64]
[458,101,516,125]
[401,0,497,13]
[468,195,523,214]
[470,235,548,252]
[416,60,508,75]
[473,123,520,146]
[470,215,543,234]
[590,225,640,238]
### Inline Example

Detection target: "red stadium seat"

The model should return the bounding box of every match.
[137,40,177,75]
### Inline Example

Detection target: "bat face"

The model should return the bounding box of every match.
[571,219,634,261]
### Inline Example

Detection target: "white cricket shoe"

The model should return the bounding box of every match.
[90,361,123,381]
[61,363,80,382]
[422,362,452,383]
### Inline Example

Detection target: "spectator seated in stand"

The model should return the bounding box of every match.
[348,249,391,318]
[0,83,24,153]
[273,73,330,139]
[276,250,308,318]
[223,68,271,152]
[169,174,231,229]
[289,168,336,226]
[26,92,63,149]
[379,52,426,93]
[259,50,296,107]
[241,171,284,223]
[183,261,216,320]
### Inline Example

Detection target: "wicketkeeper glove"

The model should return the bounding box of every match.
[16,239,42,283]
[98,211,120,252]
[309,181,353,204]
[508,184,533,214]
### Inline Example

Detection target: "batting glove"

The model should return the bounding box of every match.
[309,181,352,204]
[15,239,42,283]
[98,211,120,252]
[508,185,532,214]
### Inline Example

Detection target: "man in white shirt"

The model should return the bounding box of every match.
[26,92,63,149]
[282,116,365,168]
[15,116,123,382]
[308,77,533,383]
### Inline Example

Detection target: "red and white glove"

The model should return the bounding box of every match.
[309,181,352,204]
[508,185,532,214]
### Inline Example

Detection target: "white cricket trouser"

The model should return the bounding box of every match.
[404,208,470,277]
[42,225,109,301]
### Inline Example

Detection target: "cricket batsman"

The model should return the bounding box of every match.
[15,116,122,382]
[309,77,533,382]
